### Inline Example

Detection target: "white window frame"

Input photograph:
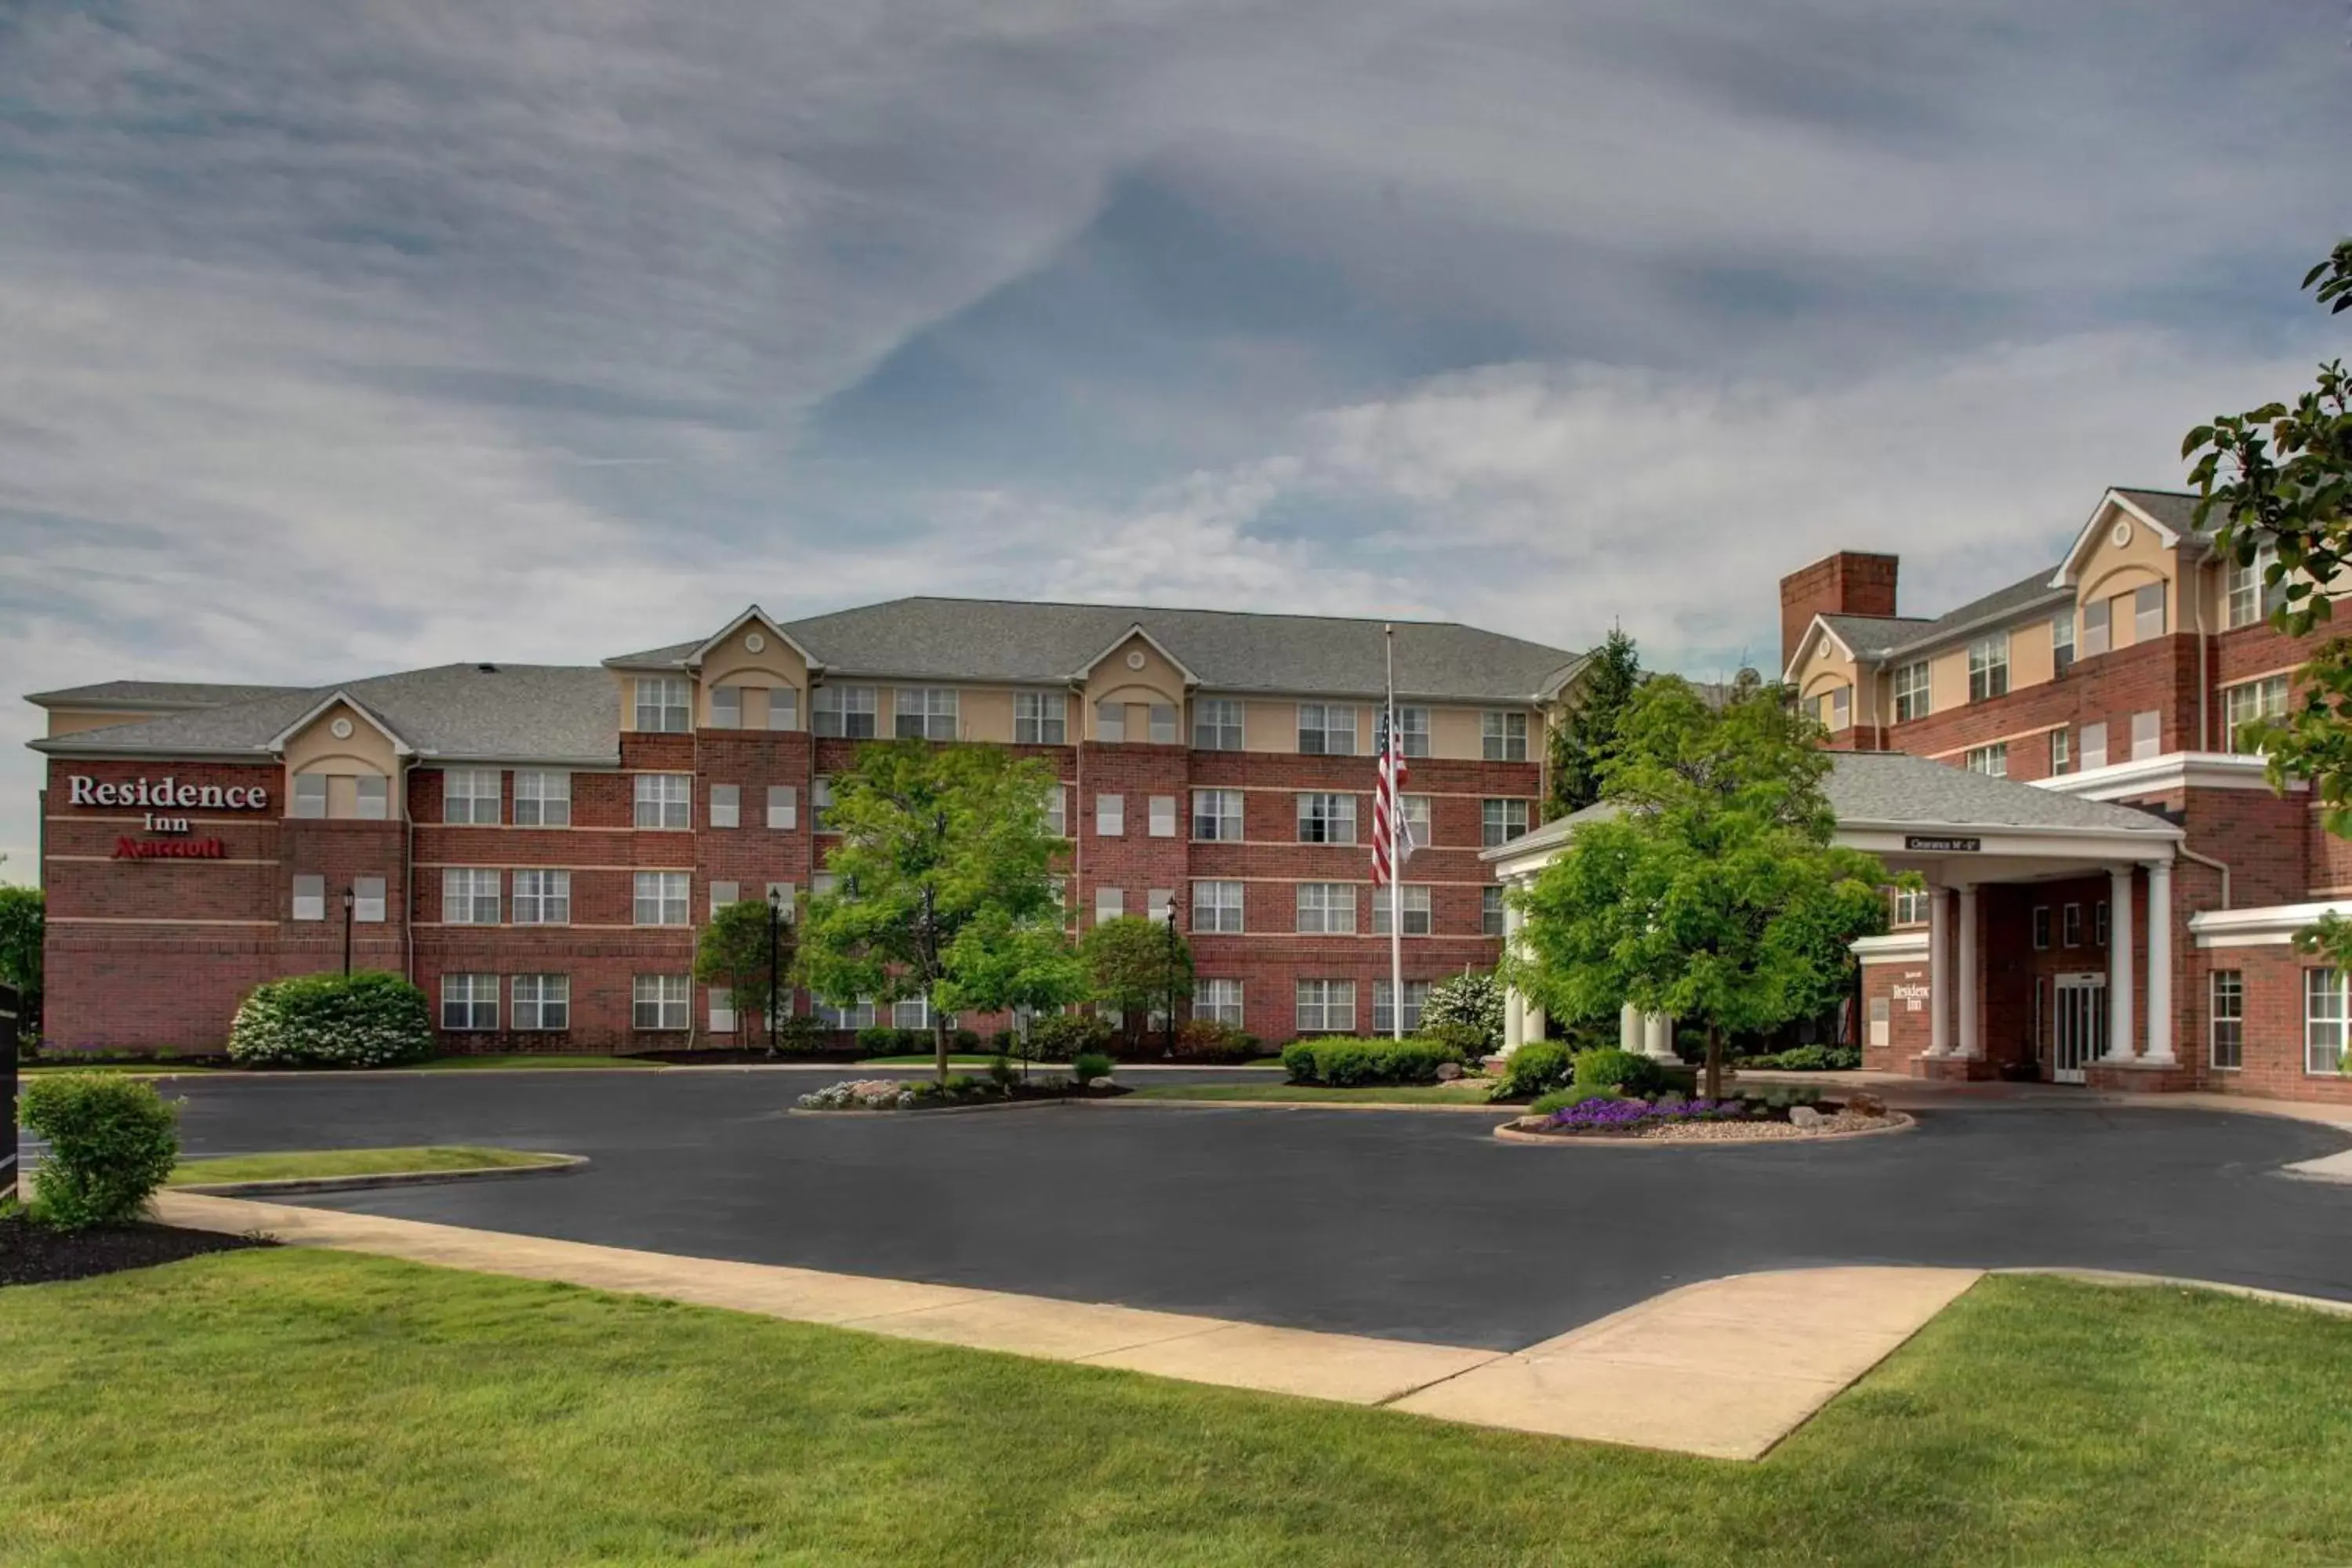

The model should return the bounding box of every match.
[2133,582,2167,644]
[710,990,738,1034]
[2080,721,2108,771]
[513,975,571,1032]
[443,768,501,826]
[443,867,500,926]
[634,677,691,734]
[1294,978,1356,1033]
[1482,885,1504,938]
[1482,710,1529,761]
[2223,675,2288,755]
[2226,546,2281,630]
[292,773,328,819]
[1147,888,1174,924]
[1397,706,1431,758]
[1400,794,1432,844]
[2052,611,2076,675]
[1893,662,1931,723]
[1195,978,1243,1027]
[2307,967,2347,1076]
[2130,710,2161,761]
[768,686,800,731]
[1014,691,1067,746]
[514,771,571,826]
[1192,789,1243,841]
[895,687,959,741]
[1481,799,1530,848]
[1373,978,1431,1036]
[1193,698,1243,750]
[2210,969,2242,1070]
[2050,728,2071,775]
[818,997,876,1031]
[1371,884,1432,937]
[1149,704,1178,745]
[352,875,387,923]
[710,685,743,729]
[1893,887,1928,925]
[1043,784,1067,838]
[1298,793,1357,845]
[2082,598,2111,658]
[709,879,740,916]
[292,873,326,922]
[1095,886,1123,924]
[812,776,834,831]
[1296,882,1356,935]
[1297,703,1356,756]
[634,773,691,829]
[633,870,690,927]
[1192,880,1244,934]
[441,974,499,1031]
[632,974,691,1031]
[767,784,798,830]
[709,782,740,829]
[511,869,571,925]
[1095,793,1124,837]
[354,774,389,821]
[1148,796,1178,837]
[1963,742,2008,778]
[1967,633,2009,702]
[812,684,877,739]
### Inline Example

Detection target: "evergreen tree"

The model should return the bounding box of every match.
[1547,627,1642,818]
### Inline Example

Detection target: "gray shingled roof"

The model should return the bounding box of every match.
[30,665,621,765]
[25,679,312,711]
[1876,568,2072,660]
[2113,488,2199,534]
[1820,615,1933,659]
[611,597,1588,702]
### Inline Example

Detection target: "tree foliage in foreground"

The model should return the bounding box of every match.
[695,898,795,1047]
[1547,627,1642,819]
[1504,677,1889,1098]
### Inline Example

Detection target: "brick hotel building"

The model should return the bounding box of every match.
[29,601,1584,1054]
[1490,485,2352,1106]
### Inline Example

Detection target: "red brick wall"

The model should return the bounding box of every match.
[1780,552,1900,673]
[2194,946,2352,1104]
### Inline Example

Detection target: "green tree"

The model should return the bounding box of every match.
[1079,915,1194,1055]
[1547,627,1642,818]
[2183,241,2352,982]
[1504,676,1889,1099]
[798,739,1064,1082]
[695,897,796,1050]
[938,905,1089,1077]
[0,884,42,1032]
[1421,969,1504,1051]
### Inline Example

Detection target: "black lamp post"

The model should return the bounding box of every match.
[341,886,355,976]
[766,884,784,1057]
[1163,908,1180,1060]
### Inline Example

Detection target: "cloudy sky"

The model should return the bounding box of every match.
[2,2,2345,877]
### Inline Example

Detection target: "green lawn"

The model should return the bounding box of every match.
[167,1146,561,1187]
[855,1054,1022,1067]
[1127,1080,1506,1105]
[403,1054,666,1071]
[20,1062,224,1077]
[7,1255,2347,1565]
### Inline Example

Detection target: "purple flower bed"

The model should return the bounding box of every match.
[1544,1095,1752,1131]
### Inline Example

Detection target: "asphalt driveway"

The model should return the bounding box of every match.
[160,1069,2352,1351]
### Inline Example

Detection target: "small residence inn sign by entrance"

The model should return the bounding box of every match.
[1904,833,1983,854]
[67,775,268,861]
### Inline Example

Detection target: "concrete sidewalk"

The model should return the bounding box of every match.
[154,1189,1975,1460]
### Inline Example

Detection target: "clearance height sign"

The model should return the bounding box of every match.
[65,774,270,862]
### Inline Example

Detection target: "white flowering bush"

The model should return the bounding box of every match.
[796,1079,918,1111]
[227,971,434,1068]
[1421,971,1505,1051]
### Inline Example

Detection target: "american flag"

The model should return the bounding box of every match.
[1371,710,1416,887]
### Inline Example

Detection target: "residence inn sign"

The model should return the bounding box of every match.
[67,773,268,860]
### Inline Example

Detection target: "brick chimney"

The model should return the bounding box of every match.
[1779,552,1899,673]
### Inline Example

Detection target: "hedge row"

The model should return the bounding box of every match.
[1280,1036,1466,1087]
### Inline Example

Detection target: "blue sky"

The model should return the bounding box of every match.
[2,2,2346,876]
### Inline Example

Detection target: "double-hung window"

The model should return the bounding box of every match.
[2227,546,2282,629]
[1400,794,1432,846]
[353,876,386,923]
[1298,793,1356,844]
[812,776,834,830]
[634,773,691,829]
[811,685,877,739]
[2050,728,2071,775]
[2131,710,2161,761]
[2223,676,2288,755]
[2031,906,2051,950]
[633,975,690,1031]
[1893,887,1928,925]
[292,873,326,921]
[1371,884,1432,936]
[1296,883,1356,934]
[2133,583,2167,643]
[1963,743,2007,778]
[1014,691,1066,745]
[1192,880,1244,934]
[1968,633,2009,702]
[895,687,958,740]
[1482,799,1530,847]
[709,783,740,829]
[1294,979,1356,1033]
[1396,706,1431,757]
[1373,979,1431,1035]
[513,975,570,1032]
[1893,661,1931,723]
[2210,971,2243,1069]
[2052,611,2076,676]
[1095,793,1123,837]
[767,785,798,829]
[2307,968,2347,1075]
[2062,904,2083,947]
[444,768,500,825]
[1148,796,1177,837]
[1192,789,1243,841]
[1194,978,1243,1026]
[2081,721,2109,771]
[441,975,499,1031]
[1041,784,1066,837]
[443,868,500,925]
[634,677,691,733]
[1193,699,1243,750]
[512,869,570,925]
[514,771,570,826]
[1482,886,1504,937]
[633,871,690,927]
[1298,703,1356,755]
[1483,710,1529,761]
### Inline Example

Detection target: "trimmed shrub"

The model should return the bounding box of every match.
[1573,1047,1668,1098]
[21,1073,180,1230]
[1071,1051,1115,1083]
[1490,1041,1573,1101]
[1418,1021,1490,1061]
[771,1012,827,1053]
[227,971,432,1069]
[1171,1018,1254,1063]
[1283,1037,1461,1087]
[987,1054,1018,1091]
[1028,1012,1116,1062]
[951,1028,984,1053]
[1748,1044,1863,1071]
[1529,1086,1617,1116]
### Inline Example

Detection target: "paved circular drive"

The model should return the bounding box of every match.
[165,1069,2352,1351]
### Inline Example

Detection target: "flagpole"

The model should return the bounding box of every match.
[1385,625,1403,1041]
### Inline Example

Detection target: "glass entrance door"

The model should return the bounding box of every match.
[2052,974,2107,1083]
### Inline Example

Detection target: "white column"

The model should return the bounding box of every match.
[1620,1003,1642,1052]
[1642,1012,1676,1062]
[1503,897,1526,1053]
[2144,859,2174,1065]
[1956,884,1980,1060]
[2106,865,2136,1061]
[1523,1000,1548,1044]
[1926,884,1951,1058]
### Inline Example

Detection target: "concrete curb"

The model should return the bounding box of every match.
[1993,1267,2352,1318]
[787,1098,1105,1118]
[170,1153,588,1197]
[1094,1095,1517,1114]
[1491,1112,1918,1148]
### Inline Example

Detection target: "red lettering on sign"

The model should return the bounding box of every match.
[111,837,226,861]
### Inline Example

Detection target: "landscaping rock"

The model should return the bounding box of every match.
[1087,1076,1116,1091]
[1435,1062,1464,1081]
[1845,1090,1888,1118]
[1788,1104,1825,1130]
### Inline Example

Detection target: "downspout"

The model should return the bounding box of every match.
[1070,683,1085,934]
[2179,844,2230,911]
[401,757,416,985]
[2193,553,2210,752]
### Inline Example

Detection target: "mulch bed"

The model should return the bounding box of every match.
[1,1212,275,1288]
